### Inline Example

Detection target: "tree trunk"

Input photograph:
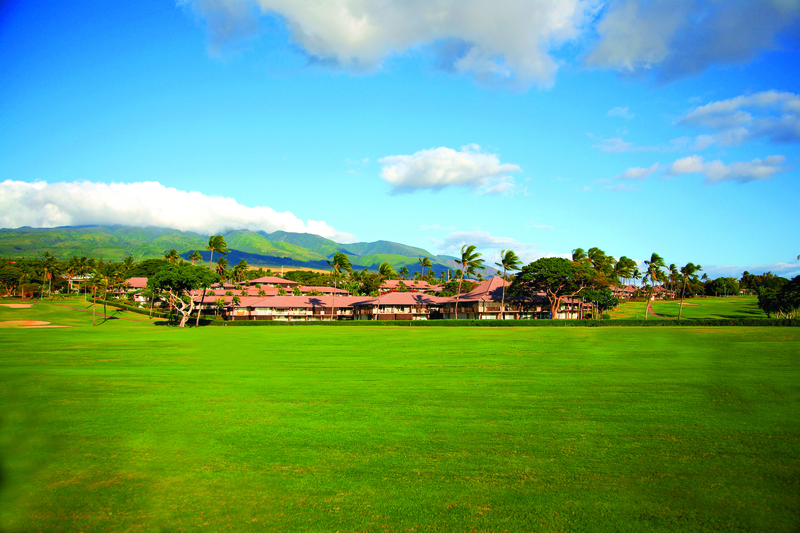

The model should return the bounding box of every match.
[499,267,507,320]
[454,273,464,319]
[550,296,560,319]
[195,287,207,327]
[332,273,337,321]
[678,279,687,320]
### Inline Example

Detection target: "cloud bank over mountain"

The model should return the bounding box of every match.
[0,180,353,241]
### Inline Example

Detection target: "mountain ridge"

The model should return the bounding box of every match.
[0,225,475,274]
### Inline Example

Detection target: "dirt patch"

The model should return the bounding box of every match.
[0,303,33,308]
[679,302,698,306]
[0,320,51,328]
[646,302,670,319]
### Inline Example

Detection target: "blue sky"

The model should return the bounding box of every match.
[1,0,798,278]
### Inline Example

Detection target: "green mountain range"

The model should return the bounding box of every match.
[0,225,469,274]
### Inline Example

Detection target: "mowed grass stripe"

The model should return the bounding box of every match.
[1,314,799,531]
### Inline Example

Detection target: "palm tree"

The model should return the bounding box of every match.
[678,263,702,320]
[643,253,666,319]
[327,252,352,321]
[163,249,180,263]
[233,259,249,283]
[495,249,522,320]
[614,256,635,287]
[195,237,228,327]
[378,261,396,280]
[667,264,678,297]
[216,257,228,280]
[572,248,588,264]
[89,269,108,326]
[207,235,229,266]
[418,257,432,280]
[66,256,81,295]
[454,245,485,319]
[190,250,202,264]
[399,266,409,280]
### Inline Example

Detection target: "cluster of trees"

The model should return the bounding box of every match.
[506,249,705,320]
[743,271,800,318]
[4,234,797,324]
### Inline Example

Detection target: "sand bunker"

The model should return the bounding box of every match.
[0,320,52,328]
[20,325,70,328]
[0,303,33,308]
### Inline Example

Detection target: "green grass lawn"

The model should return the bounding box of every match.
[610,296,767,320]
[1,301,799,531]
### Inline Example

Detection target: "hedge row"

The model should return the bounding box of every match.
[209,318,799,327]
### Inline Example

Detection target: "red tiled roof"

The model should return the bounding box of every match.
[125,277,148,289]
[245,295,373,309]
[353,292,449,306]
[446,276,510,303]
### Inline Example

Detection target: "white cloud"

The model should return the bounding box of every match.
[608,106,634,120]
[433,230,562,265]
[182,0,600,88]
[590,135,676,153]
[585,0,800,83]
[669,155,705,175]
[592,137,634,153]
[0,180,354,241]
[678,90,800,148]
[378,144,521,194]
[614,163,659,180]
[527,221,554,230]
[667,155,792,184]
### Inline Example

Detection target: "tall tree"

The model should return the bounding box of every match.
[197,237,228,326]
[149,264,219,327]
[206,235,229,267]
[233,259,249,282]
[495,249,522,320]
[509,257,591,319]
[678,263,702,320]
[399,266,409,280]
[666,264,677,295]
[378,261,396,280]
[614,256,636,286]
[571,248,588,264]
[418,257,432,280]
[632,267,641,287]
[328,252,352,321]
[163,249,180,264]
[454,245,485,319]
[643,253,666,319]
[216,257,228,280]
[190,250,202,264]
